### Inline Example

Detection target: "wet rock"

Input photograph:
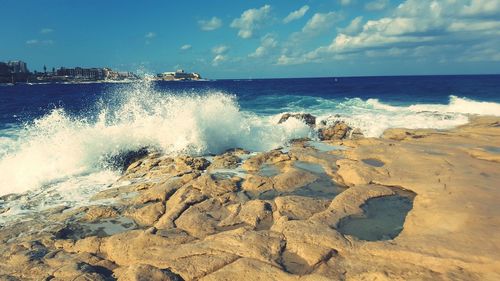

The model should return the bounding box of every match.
[83,205,119,222]
[242,150,291,171]
[278,113,317,127]
[350,128,364,140]
[309,185,395,227]
[209,153,241,170]
[109,147,151,172]
[318,121,351,140]
[174,156,210,172]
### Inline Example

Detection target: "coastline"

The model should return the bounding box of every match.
[0,116,499,280]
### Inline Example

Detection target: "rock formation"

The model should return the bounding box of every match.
[0,116,499,280]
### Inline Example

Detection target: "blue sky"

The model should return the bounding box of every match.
[2,0,500,78]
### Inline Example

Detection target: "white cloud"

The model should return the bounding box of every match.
[230,5,271,39]
[249,34,278,58]
[145,32,156,38]
[212,45,229,55]
[180,44,192,51]
[40,28,54,34]
[283,5,309,24]
[302,12,341,34]
[340,0,353,6]
[462,0,500,17]
[212,54,226,66]
[339,16,363,35]
[365,0,389,11]
[198,17,222,31]
[277,0,500,65]
[26,39,53,45]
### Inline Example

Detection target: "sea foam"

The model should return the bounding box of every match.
[0,82,312,196]
[0,81,499,197]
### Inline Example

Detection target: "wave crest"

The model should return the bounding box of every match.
[0,85,312,195]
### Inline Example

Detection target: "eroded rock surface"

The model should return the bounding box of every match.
[1,117,499,280]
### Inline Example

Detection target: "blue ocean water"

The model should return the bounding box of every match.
[0,75,499,197]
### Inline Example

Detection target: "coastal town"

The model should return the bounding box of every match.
[0,60,203,84]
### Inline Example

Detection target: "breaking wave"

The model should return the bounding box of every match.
[0,80,498,197]
[0,83,312,196]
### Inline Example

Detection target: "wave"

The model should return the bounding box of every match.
[1,80,498,197]
[367,95,500,116]
[310,95,499,137]
[0,83,312,196]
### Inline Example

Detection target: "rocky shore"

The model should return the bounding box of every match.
[0,115,499,280]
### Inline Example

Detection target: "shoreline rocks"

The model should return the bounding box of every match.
[0,116,499,280]
[278,112,365,140]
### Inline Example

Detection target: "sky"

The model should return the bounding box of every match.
[1,0,500,78]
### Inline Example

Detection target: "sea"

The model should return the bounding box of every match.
[1,75,499,219]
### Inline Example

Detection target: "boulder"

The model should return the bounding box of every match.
[318,121,351,140]
[279,113,317,127]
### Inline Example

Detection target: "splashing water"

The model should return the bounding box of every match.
[1,78,500,197]
[0,82,312,196]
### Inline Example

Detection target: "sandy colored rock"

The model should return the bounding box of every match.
[114,264,181,281]
[1,116,499,280]
[209,153,241,170]
[241,150,291,171]
[155,185,207,229]
[241,174,274,193]
[128,202,165,226]
[83,205,119,222]
[134,178,183,204]
[192,173,240,197]
[274,195,330,220]
[272,168,318,192]
[175,198,229,238]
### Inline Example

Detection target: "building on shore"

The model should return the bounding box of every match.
[7,61,29,73]
[157,69,201,81]
[0,60,139,84]
[0,60,30,83]
[56,67,105,80]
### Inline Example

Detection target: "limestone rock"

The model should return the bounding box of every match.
[128,202,165,226]
[209,154,241,170]
[273,168,318,192]
[278,113,317,127]
[192,173,240,198]
[318,121,351,140]
[114,264,182,281]
[175,198,229,238]
[155,185,207,229]
[134,178,183,205]
[274,196,330,220]
[83,205,119,222]
[242,150,291,171]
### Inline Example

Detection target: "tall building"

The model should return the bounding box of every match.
[7,61,29,73]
